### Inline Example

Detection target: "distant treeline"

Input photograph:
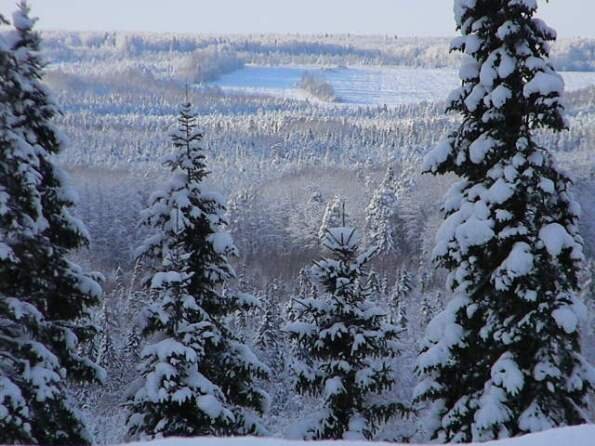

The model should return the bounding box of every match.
[40,31,595,72]
[297,72,337,102]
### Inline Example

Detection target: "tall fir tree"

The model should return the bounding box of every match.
[287,224,403,440]
[94,299,120,372]
[255,280,295,420]
[123,260,146,367]
[416,0,594,442]
[0,3,104,444]
[586,260,595,343]
[365,166,399,258]
[366,271,382,299]
[588,260,595,304]
[288,188,326,250]
[318,195,346,243]
[391,270,414,329]
[127,99,269,440]
[255,279,285,372]
[393,270,414,305]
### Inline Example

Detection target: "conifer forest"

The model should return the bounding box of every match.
[0,1,594,445]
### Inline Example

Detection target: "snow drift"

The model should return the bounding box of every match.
[123,425,594,446]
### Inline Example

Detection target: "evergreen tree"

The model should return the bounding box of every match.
[416,1,594,442]
[227,188,258,257]
[417,255,430,295]
[318,195,346,243]
[255,280,285,372]
[0,4,104,444]
[588,260,595,304]
[287,225,403,440]
[395,299,408,332]
[365,166,399,258]
[419,291,440,328]
[289,189,326,249]
[391,270,414,329]
[586,260,595,340]
[95,299,120,372]
[127,100,269,440]
[366,271,382,299]
[380,273,390,299]
[255,298,282,363]
[123,260,146,366]
[394,270,414,304]
[296,266,315,301]
[256,280,294,420]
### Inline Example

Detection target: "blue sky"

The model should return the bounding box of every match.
[0,0,593,37]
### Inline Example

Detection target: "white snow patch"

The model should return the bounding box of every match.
[489,85,512,108]
[538,223,577,257]
[323,227,360,251]
[491,353,524,396]
[524,72,564,97]
[197,394,225,419]
[455,216,495,251]
[208,231,236,255]
[552,306,579,334]
[469,134,499,164]
[115,424,595,446]
[486,179,514,204]
[423,140,451,173]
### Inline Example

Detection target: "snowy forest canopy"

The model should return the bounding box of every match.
[1,1,594,445]
[50,29,595,443]
[41,31,595,72]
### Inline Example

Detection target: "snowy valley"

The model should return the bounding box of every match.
[38,29,595,445]
[0,1,594,446]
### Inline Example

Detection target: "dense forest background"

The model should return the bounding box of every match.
[34,32,595,443]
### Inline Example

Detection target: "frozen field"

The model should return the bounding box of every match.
[212,65,595,106]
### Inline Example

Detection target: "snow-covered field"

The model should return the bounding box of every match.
[124,425,594,446]
[212,65,595,106]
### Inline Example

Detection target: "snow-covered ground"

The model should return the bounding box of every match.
[124,425,594,446]
[211,65,595,106]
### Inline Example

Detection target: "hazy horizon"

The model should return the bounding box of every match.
[0,0,593,38]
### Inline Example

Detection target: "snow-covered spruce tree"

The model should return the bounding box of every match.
[287,225,403,440]
[416,0,594,442]
[255,281,295,421]
[419,292,441,328]
[365,166,399,258]
[391,270,414,329]
[288,188,326,250]
[588,260,595,304]
[318,195,346,243]
[393,270,414,306]
[0,4,104,444]
[255,280,286,373]
[586,259,595,343]
[366,271,382,298]
[122,260,146,367]
[227,188,256,256]
[255,298,280,354]
[95,300,120,372]
[127,100,269,440]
